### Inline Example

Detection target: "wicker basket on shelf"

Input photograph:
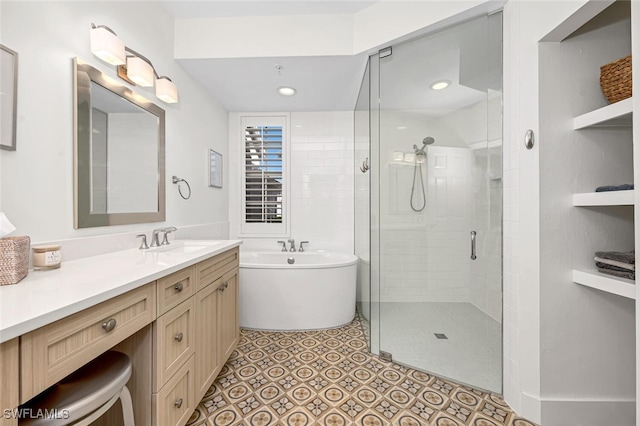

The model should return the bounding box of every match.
[0,236,30,285]
[600,55,632,104]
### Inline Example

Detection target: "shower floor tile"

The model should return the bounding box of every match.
[186,317,536,426]
[379,302,502,393]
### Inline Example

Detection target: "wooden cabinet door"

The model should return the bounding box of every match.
[0,338,18,426]
[218,268,239,363]
[194,278,221,401]
[154,299,194,392]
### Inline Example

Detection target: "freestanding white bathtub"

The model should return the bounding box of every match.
[239,251,357,331]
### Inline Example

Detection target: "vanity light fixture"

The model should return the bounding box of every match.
[277,86,297,96]
[89,23,179,104]
[430,80,451,90]
[126,56,154,87]
[89,26,126,66]
[156,77,178,104]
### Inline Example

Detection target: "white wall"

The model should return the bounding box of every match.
[0,1,230,249]
[502,0,593,422]
[173,1,502,59]
[229,111,354,254]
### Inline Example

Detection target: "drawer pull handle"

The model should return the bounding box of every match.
[175,398,183,409]
[219,282,228,292]
[175,332,184,342]
[174,283,184,292]
[102,319,117,332]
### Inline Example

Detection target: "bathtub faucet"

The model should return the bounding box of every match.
[287,239,296,252]
[277,240,287,252]
[299,241,309,252]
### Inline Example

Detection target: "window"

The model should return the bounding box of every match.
[240,115,289,236]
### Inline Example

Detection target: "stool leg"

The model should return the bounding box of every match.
[119,385,135,426]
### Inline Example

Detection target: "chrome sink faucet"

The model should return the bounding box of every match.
[150,226,178,247]
[287,239,296,252]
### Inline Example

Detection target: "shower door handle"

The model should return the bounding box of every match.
[470,231,477,260]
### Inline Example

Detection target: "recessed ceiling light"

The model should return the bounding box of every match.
[430,80,450,90]
[278,86,297,96]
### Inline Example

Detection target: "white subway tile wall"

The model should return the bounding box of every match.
[230,112,354,254]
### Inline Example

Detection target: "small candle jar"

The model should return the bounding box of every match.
[32,245,62,270]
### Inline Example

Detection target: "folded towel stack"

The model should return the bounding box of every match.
[594,249,635,280]
[595,184,634,192]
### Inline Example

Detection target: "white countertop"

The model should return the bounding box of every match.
[0,240,242,344]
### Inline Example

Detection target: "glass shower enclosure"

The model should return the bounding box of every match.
[355,12,503,393]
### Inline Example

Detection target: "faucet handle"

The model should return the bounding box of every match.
[136,234,149,250]
[161,227,177,245]
[299,241,309,252]
[277,240,287,252]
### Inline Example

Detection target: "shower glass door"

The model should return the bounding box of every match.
[371,12,503,393]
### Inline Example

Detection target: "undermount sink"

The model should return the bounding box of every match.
[147,240,223,253]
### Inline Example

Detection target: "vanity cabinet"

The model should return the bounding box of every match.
[0,338,19,426]
[7,244,240,426]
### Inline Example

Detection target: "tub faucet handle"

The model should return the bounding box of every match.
[299,241,309,252]
[287,239,296,252]
[277,240,287,252]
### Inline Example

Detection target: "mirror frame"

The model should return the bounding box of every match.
[73,58,166,228]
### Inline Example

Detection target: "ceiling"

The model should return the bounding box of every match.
[161,1,493,114]
[160,0,378,19]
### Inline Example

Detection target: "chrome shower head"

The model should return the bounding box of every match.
[422,136,435,145]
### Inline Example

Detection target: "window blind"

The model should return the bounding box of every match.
[244,125,283,223]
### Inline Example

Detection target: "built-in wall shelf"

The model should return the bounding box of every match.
[573,190,634,206]
[573,97,633,130]
[573,269,635,299]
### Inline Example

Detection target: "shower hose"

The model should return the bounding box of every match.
[410,157,426,212]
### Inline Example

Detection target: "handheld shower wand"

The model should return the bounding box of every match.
[410,136,435,212]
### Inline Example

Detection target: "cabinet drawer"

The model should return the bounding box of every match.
[154,298,195,391]
[157,266,195,315]
[196,247,239,291]
[153,355,195,426]
[20,283,156,403]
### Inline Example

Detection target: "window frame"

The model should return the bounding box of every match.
[239,114,290,237]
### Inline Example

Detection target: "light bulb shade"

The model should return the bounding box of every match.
[156,77,178,103]
[90,27,125,65]
[127,57,154,87]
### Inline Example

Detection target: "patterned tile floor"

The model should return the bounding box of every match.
[185,317,537,426]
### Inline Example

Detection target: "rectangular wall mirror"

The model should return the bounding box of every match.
[74,58,165,228]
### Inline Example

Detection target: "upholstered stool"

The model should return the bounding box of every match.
[19,351,134,426]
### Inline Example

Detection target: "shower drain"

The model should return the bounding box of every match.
[434,333,448,340]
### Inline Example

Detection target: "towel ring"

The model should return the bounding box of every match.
[172,176,191,200]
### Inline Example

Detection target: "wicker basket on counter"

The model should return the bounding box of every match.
[600,55,632,104]
[0,236,30,285]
